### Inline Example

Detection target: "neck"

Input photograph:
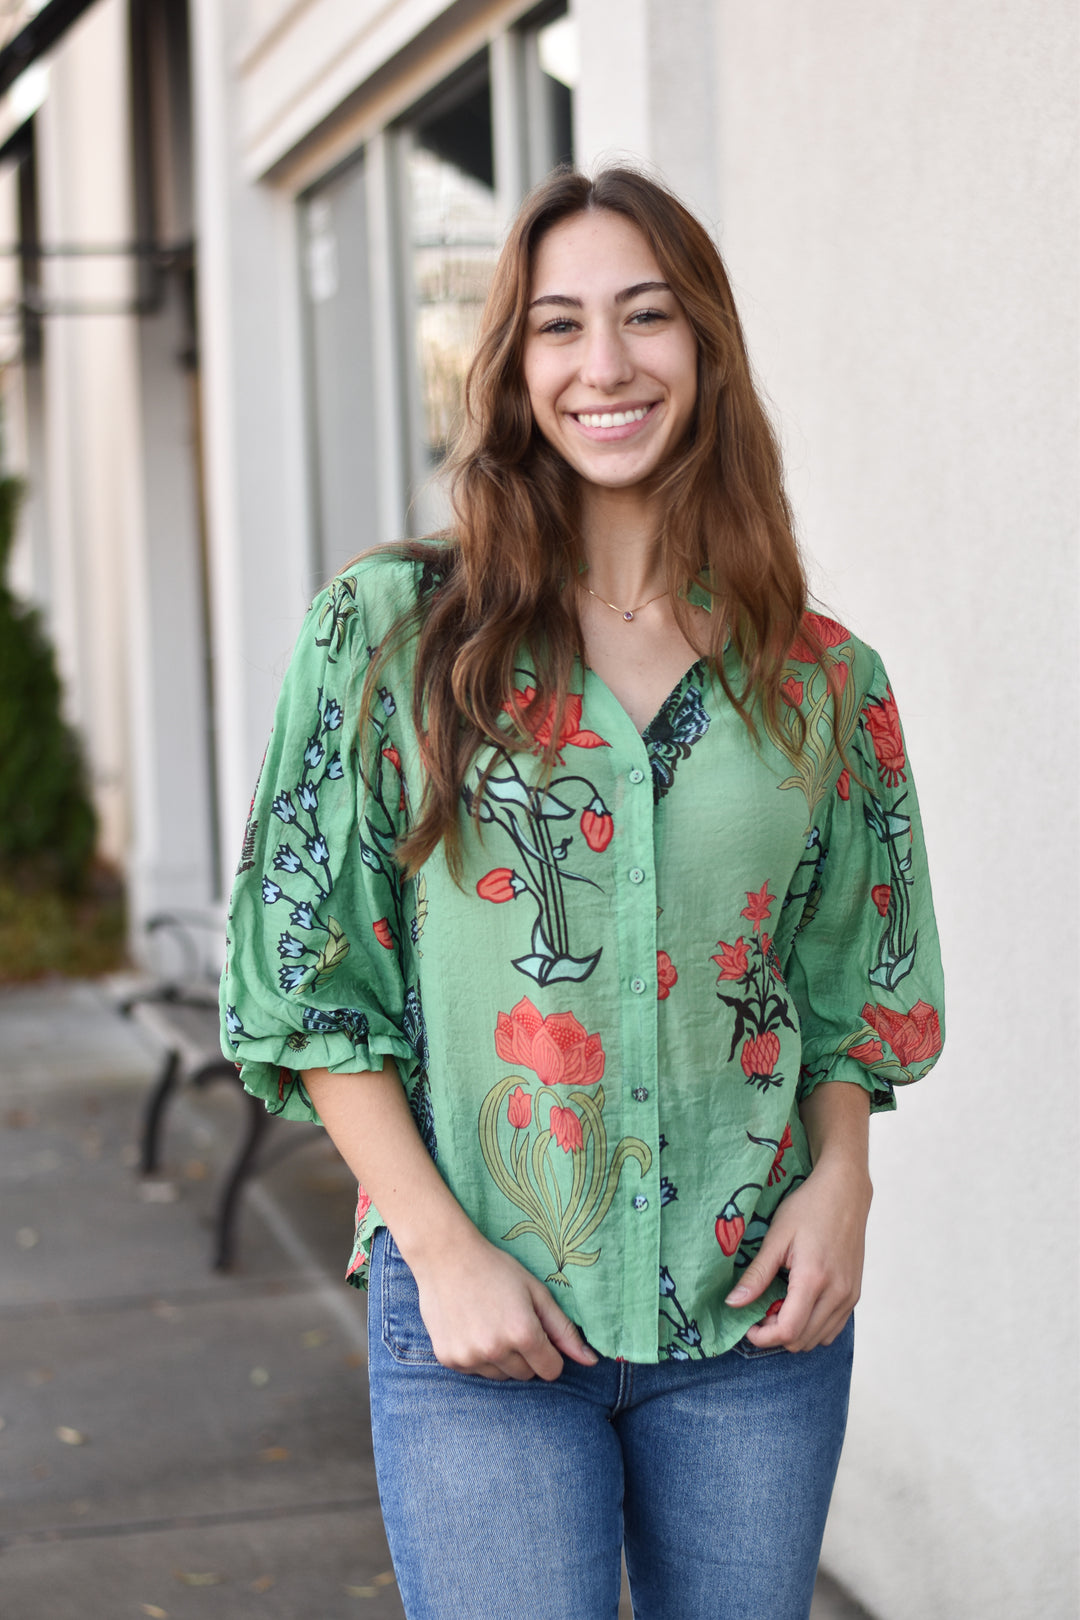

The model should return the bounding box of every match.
[579,484,665,606]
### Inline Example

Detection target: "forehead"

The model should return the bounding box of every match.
[529,209,663,297]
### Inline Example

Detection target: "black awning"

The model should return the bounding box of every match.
[0,0,102,100]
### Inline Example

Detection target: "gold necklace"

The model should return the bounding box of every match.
[581,580,669,622]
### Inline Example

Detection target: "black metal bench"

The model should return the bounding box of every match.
[120,913,307,1271]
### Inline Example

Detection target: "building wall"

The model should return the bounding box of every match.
[690,4,1075,1615]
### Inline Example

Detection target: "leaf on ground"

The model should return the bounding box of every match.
[345,1587,377,1598]
[344,1352,366,1369]
[183,1159,209,1181]
[56,1426,87,1446]
[249,1367,270,1387]
[139,1180,178,1203]
[374,1572,396,1586]
[258,1445,290,1463]
[300,1329,327,1349]
[176,1572,221,1586]
[139,1606,168,1618]
[251,1576,275,1593]
[3,1107,35,1128]
[16,1227,38,1249]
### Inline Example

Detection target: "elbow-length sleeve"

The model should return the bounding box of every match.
[781,651,945,1113]
[219,574,417,1122]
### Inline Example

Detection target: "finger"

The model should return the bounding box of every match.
[530,1287,598,1370]
[725,1236,787,1308]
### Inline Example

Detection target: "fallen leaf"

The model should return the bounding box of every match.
[56,1427,87,1446]
[251,1575,275,1593]
[249,1367,270,1387]
[140,1180,178,1204]
[4,1107,35,1128]
[374,1572,396,1586]
[258,1446,290,1463]
[176,1572,221,1586]
[16,1227,39,1249]
[300,1329,327,1349]
[344,1352,366,1369]
[345,1587,377,1598]
[183,1159,208,1181]
[140,1606,168,1618]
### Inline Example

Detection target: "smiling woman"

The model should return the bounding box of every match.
[221,165,945,1620]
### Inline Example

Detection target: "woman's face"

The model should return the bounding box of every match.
[522,209,699,495]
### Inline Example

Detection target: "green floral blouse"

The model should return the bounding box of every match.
[221,549,944,1363]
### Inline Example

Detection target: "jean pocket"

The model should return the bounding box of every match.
[379,1231,441,1366]
[730,1334,789,1360]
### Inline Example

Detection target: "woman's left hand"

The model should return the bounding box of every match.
[724,1080,873,1352]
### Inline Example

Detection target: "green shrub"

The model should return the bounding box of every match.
[0,475,97,891]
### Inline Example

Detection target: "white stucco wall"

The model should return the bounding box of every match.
[698,4,1076,1615]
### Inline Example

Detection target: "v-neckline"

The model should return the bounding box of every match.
[585,657,707,740]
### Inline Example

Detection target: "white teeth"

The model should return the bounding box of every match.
[575,405,651,429]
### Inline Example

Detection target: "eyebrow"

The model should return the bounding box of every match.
[528,280,672,310]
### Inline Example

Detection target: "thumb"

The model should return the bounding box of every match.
[530,1283,599,1366]
[725,1236,785,1307]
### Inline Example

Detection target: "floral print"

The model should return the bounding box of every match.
[221,552,944,1363]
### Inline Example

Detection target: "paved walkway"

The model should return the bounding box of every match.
[0,979,872,1620]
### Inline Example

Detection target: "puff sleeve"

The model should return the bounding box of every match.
[780,652,945,1113]
[219,575,417,1121]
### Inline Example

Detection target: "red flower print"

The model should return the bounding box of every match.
[780,676,804,708]
[494,996,605,1087]
[863,687,907,787]
[507,1085,532,1129]
[711,937,749,981]
[549,1104,584,1154]
[381,745,401,771]
[656,950,678,999]
[849,1038,885,1066]
[871,884,892,916]
[346,1247,369,1279]
[740,1030,781,1082]
[859,1000,942,1067]
[764,1298,783,1319]
[836,768,851,801]
[355,1186,372,1224]
[768,1124,793,1186]
[832,661,849,694]
[477,868,526,903]
[373,918,394,949]
[741,882,775,933]
[715,1202,745,1256]
[502,687,609,761]
[580,796,614,852]
[789,612,851,664]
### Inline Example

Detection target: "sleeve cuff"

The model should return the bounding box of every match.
[797,1051,897,1114]
[237,1030,418,1124]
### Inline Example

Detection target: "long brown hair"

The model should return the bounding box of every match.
[369,165,826,877]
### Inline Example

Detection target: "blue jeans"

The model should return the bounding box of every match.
[367,1227,853,1620]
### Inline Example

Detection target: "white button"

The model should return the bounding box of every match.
[630,977,646,994]
[629,867,645,884]
[628,768,645,784]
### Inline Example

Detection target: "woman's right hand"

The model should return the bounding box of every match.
[407,1230,599,1382]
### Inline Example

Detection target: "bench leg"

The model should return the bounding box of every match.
[141,1050,182,1175]
[213,1091,269,1272]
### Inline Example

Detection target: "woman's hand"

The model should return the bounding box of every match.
[725,1080,873,1352]
[408,1229,599,1382]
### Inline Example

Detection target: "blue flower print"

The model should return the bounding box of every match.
[304,738,325,769]
[676,1320,702,1348]
[666,1344,691,1362]
[379,686,396,716]
[224,1005,246,1038]
[326,752,343,780]
[277,932,305,959]
[261,878,282,904]
[290,901,315,930]
[278,964,308,992]
[306,834,330,865]
[297,781,319,812]
[323,698,343,731]
[301,1005,371,1042]
[659,1265,676,1297]
[660,1176,678,1206]
[273,844,303,874]
[272,792,297,822]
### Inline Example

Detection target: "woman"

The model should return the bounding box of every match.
[222,167,944,1619]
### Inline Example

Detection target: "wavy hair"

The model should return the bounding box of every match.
[367,165,830,876]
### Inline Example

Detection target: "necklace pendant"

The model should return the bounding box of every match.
[623,610,634,621]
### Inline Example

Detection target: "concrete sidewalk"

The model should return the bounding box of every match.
[0,979,871,1620]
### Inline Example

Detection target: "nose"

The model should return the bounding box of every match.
[578,319,634,392]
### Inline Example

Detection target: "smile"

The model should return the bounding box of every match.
[573,405,654,428]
